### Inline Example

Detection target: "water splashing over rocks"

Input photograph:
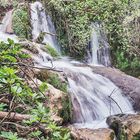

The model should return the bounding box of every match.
[30,2,60,52]
[0,10,18,42]
[0,2,134,130]
[30,1,134,129]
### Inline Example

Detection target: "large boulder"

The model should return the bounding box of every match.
[92,66,140,111]
[25,77,71,125]
[46,84,72,124]
[69,127,115,140]
[107,114,140,140]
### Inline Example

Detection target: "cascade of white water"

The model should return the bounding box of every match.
[0,10,18,42]
[90,25,99,65]
[29,1,134,129]
[32,56,133,128]
[90,23,111,66]
[30,2,60,52]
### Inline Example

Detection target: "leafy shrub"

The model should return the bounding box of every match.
[0,39,71,140]
[0,131,23,140]
[0,0,18,7]
[45,0,140,76]
[12,6,31,39]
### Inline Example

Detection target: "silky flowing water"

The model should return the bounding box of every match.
[0,10,18,42]
[88,23,111,66]
[0,1,134,129]
[30,2,134,129]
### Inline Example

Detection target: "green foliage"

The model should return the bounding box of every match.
[45,0,140,76]
[0,40,71,140]
[45,0,90,57]
[0,0,11,7]
[37,70,68,92]
[132,133,140,140]
[36,32,46,44]
[0,131,24,140]
[12,5,31,39]
[0,0,18,7]
[48,122,71,140]
[0,38,27,62]
[119,129,127,140]
[47,73,67,93]
[44,43,60,58]
[60,95,72,123]
[115,50,140,77]
[0,103,7,111]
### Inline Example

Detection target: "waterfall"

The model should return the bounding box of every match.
[89,23,111,66]
[33,56,133,128]
[0,1,133,129]
[30,2,60,52]
[30,1,134,129]
[0,10,18,42]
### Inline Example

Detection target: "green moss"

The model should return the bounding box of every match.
[60,94,72,123]
[119,130,126,140]
[44,44,60,58]
[132,133,140,140]
[47,73,67,93]
[110,132,115,140]
[12,6,31,39]
[36,32,46,44]
[36,70,71,123]
[37,70,67,93]
[118,125,128,140]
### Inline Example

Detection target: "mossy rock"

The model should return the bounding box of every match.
[107,114,140,140]
[36,65,72,123]
[132,133,140,140]
[59,94,72,124]
[42,43,60,58]
[37,70,67,93]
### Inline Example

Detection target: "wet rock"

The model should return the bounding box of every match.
[107,114,140,140]
[20,41,39,54]
[51,115,63,126]
[36,69,68,93]
[92,66,140,111]
[27,77,71,125]
[46,84,71,124]
[5,10,14,34]
[69,127,115,140]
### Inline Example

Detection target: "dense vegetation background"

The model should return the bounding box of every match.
[1,0,139,76]
[44,0,140,77]
[0,0,140,139]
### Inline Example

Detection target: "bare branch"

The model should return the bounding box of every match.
[0,62,63,72]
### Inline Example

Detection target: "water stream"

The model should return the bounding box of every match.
[89,23,111,66]
[30,2,134,129]
[30,2,60,52]
[0,2,134,129]
[0,10,18,42]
